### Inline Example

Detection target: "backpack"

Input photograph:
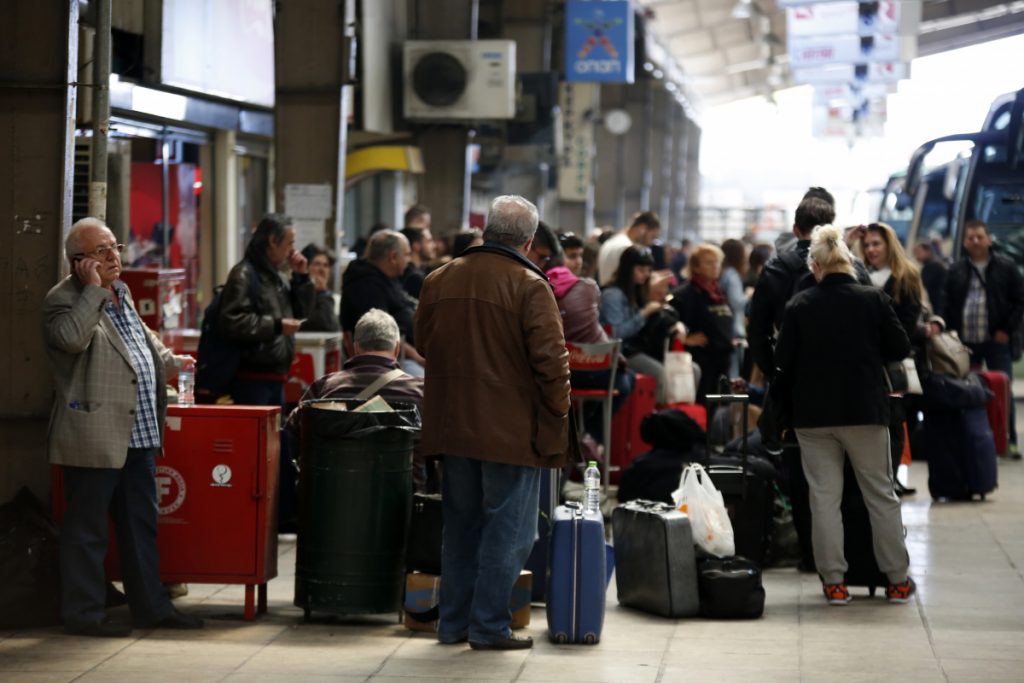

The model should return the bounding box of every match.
[196,262,261,400]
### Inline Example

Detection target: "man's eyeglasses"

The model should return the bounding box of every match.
[73,243,124,260]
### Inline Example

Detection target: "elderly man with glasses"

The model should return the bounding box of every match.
[42,217,204,637]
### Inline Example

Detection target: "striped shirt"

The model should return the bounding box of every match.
[106,282,161,448]
[962,262,989,344]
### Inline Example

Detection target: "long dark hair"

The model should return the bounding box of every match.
[246,213,292,261]
[612,246,655,308]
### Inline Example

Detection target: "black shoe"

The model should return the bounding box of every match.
[141,609,204,630]
[895,481,917,497]
[469,635,533,651]
[105,582,128,608]
[65,618,132,638]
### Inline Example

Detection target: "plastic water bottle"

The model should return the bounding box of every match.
[583,460,601,514]
[177,365,195,407]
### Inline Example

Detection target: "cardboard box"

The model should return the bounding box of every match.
[404,570,532,633]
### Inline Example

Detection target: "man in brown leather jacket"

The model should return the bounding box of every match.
[415,195,571,651]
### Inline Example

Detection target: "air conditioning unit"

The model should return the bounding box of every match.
[403,40,516,121]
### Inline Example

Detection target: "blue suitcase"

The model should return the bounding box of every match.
[546,502,605,644]
[923,407,998,500]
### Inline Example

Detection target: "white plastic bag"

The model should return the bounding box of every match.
[664,350,697,404]
[672,463,735,557]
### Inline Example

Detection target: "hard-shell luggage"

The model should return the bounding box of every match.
[524,468,560,602]
[612,500,699,618]
[841,460,889,596]
[978,370,1011,456]
[704,393,773,565]
[610,372,657,483]
[922,407,998,500]
[546,503,606,644]
[405,493,442,575]
[696,556,765,619]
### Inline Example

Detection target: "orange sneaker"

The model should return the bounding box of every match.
[886,577,917,603]
[823,583,852,605]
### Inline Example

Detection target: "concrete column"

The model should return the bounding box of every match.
[0,0,79,500]
[658,90,676,235]
[685,121,703,221]
[669,111,689,243]
[213,130,239,285]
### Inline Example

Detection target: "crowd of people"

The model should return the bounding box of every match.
[43,187,1023,642]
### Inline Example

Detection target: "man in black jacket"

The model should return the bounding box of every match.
[944,219,1024,455]
[340,230,424,375]
[913,240,947,317]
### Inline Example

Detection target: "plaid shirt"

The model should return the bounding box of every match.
[106,282,161,448]
[962,263,989,344]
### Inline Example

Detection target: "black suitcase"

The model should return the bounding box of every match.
[922,407,998,500]
[406,493,442,575]
[612,500,700,618]
[524,468,561,602]
[705,393,773,565]
[841,461,889,596]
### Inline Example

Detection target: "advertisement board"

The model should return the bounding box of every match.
[565,0,635,83]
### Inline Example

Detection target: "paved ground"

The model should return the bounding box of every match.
[2,447,1023,682]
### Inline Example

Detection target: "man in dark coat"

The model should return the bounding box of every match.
[944,219,1024,455]
[340,230,423,374]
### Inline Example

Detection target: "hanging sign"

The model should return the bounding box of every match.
[565,0,635,83]
[787,2,900,37]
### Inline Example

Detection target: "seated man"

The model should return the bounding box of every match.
[286,309,428,487]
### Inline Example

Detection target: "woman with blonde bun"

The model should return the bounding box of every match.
[773,225,917,607]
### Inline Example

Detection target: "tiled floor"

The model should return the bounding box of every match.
[3,454,1023,682]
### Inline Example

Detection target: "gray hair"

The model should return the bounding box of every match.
[65,217,109,261]
[482,195,539,248]
[365,230,407,262]
[353,308,401,352]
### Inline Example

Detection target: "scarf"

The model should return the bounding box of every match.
[692,275,727,304]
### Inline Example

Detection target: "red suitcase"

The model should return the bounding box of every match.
[978,370,1010,456]
[610,372,657,483]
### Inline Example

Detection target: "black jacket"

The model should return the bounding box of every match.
[219,254,315,374]
[774,273,910,429]
[302,290,341,332]
[881,275,930,369]
[944,252,1024,344]
[748,241,871,379]
[669,281,734,397]
[340,259,417,343]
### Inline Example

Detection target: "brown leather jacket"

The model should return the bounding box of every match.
[414,243,572,468]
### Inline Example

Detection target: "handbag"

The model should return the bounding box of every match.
[884,358,922,395]
[927,330,971,378]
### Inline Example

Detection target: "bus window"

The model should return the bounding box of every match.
[967,175,1024,271]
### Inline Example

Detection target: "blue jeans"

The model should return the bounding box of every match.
[967,340,1017,445]
[61,448,173,628]
[439,456,540,644]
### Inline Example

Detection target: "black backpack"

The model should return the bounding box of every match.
[196,263,260,400]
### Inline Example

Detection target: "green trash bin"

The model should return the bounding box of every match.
[294,399,419,619]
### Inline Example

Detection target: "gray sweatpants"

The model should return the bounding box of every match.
[795,425,909,585]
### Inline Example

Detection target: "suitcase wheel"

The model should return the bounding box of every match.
[553,633,568,645]
[583,633,599,645]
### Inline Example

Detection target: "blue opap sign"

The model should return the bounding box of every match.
[565,0,635,83]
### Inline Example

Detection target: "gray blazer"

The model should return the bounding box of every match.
[42,276,179,468]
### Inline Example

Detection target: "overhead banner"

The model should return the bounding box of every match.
[789,33,901,67]
[565,0,635,83]
[787,1,900,37]
[792,61,907,84]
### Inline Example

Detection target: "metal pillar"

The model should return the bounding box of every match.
[88,0,110,220]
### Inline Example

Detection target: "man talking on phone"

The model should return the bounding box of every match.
[218,214,314,531]
[43,217,203,636]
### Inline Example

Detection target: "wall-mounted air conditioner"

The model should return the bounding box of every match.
[403,40,516,121]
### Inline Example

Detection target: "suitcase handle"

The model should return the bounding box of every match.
[705,393,750,499]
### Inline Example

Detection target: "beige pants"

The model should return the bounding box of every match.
[795,425,909,585]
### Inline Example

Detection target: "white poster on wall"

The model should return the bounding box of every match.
[558,82,596,202]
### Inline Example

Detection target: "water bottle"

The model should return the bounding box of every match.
[177,365,195,407]
[583,460,601,514]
